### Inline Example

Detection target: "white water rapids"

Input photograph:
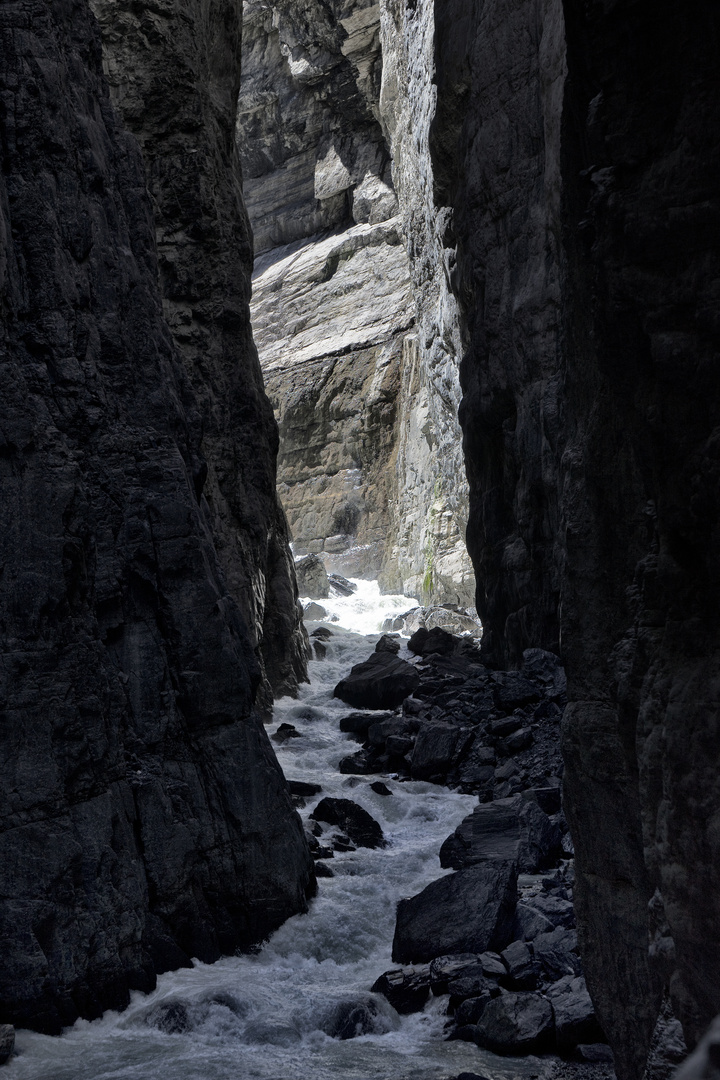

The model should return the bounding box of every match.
[10,583,551,1080]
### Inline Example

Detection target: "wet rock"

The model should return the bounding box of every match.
[392,862,517,965]
[311,627,333,641]
[145,1000,191,1034]
[500,941,539,991]
[524,893,575,930]
[338,750,375,775]
[478,952,508,979]
[375,634,401,654]
[514,902,556,941]
[577,1044,615,1064]
[322,997,386,1040]
[546,975,605,1051]
[532,928,582,982]
[371,966,431,1015]
[448,968,499,1009]
[288,781,322,798]
[411,723,473,781]
[474,992,554,1055]
[491,673,542,711]
[439,795,561,874]
[314,862,335,879]
[673,1015,720,1080]
[313,641,327,660]
[521,650,566,700]
[340,711,394,737]
[0,1027,14,1065]
[295,555,330,599]
[304,601,329,621]
[311,798,385,849]
[454,995,495,1026]
[429,954,483,995]
[328,574,358,598]
[334,652,420,710]
[503,727,533,753]
[408,627,458,657]
[386,735,414,757]
[272,723,303,744]
[370,781,393,797]
[368,718,412,748]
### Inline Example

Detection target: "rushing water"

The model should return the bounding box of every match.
[10,583,551,1080]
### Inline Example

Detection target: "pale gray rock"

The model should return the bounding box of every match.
[295,555,330,600]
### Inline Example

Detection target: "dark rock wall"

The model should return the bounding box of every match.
[89,0,308,702]
[435,0,720,1077]
[0,0,313,1033]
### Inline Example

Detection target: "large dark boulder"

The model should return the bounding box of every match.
[439,795,560,873]
[310,798,385,849]
[392,862,517,964]
[474,992,554,1055]
[371,966,431,1014]
[334,652,419,710]
[546,976,605,1051]
[411,722,473,780]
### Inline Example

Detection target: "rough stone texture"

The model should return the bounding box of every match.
[89,0,307,703]
[0,0,313,1034]
[391,862,517,965]
[434,0,720,1077]
[377,0,475,604]
[240,0,474,602]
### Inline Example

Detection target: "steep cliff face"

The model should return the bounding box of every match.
[434,0,720,1076]
[240,0,474,603]
[89,0,307,702]
[0,0,313,1034]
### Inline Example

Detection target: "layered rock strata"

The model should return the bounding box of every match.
[240,0,474,603]
[89,0,307,702]
[0,0,313,1033]
[429,0,720,1077]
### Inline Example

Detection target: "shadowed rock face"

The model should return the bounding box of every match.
[434,0,720,1077]
[0,0,314,1033]
[89,0,308,704]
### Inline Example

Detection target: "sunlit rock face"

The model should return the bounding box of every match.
[430,1,720,1078]
[0,0,314,1033]
[239,0,474,604]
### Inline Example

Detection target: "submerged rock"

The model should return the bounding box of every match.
[310,798,385,849]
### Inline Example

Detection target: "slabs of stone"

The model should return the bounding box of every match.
[295,554,330,599]
[439,794,561,874]
[310,797,385,849]
[474,991,554,1054]
[391,862,517,964]
[333,652,420,710]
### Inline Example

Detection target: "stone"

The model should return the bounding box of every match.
[673,1015,720,1080]
[295,555,330,599]
[315,862,335,879]
[304,602,329,621]
[428,954,483,995]
[371,966,431,1015]
[474,992,555,1055]
[0,1027,14,1066]
[338,751,375,776]
[328,574,358,597]
[454,996,494,1026]
[321,997,388,1039]
[411,723,472,781]
[524,893,575,930]
[408,627,458,657]
[577,1045,615,1065]
[532,929,582,983]
[375,634,401,654]
[503,727,533,753]
[313,640,327,660]
[514,902,556,942]
[391,862,517,965]
[340,711,392,736]
[500,941,539,991]
[310,798,385,849]
[0,0,314,1033]
[272,724,303,743]
[546,975,605,1051]
[311,627,333,640]
[370,782,393,797]
[439,796,561,874]
[288,781,322,797]
[522,650,567,700]
[334,652,420,710]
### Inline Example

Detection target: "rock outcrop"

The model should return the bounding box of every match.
[89,0,307,703]
[0,0,313,1033]
[240,0,474,603]
[425,0,720,1077]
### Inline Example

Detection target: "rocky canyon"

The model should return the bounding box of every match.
[1,3,719,1080]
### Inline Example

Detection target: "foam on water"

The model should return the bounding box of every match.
[9,584,551,1080]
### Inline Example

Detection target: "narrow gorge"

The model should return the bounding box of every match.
[1,2,719,1080]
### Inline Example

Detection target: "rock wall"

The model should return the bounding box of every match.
[431,0,720,1077]
[240,0,474,603]
[0,0,314,1033]
[89,0,307,703]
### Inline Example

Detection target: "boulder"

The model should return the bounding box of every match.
[500,940,538,990]
[272,723,302,743]
[490,672,541,710]
[513,901,555,941]
[408,626,458,656]
[439,795,561,874]
[304,601,329,620]
[0,1026,14,1065]
[288,781,322,797]
[474,992,554,1055]
[532,928,582,982]
[371,966,431,1014]
[454,994,495,1026]
[321,997,387,1039]
[334,652,420,710]
[295,554,330,599]
[392,862,517,964]
[521,649,566,699]
[370,781,393,796]
[328,573,357,597]
[338,750,375,775]
[375,634,401,654]
[310,798,385,849]
[313,640,327,660]
[411,723,473,780]
[546,975,605,1050]
[311,626,333,640]
[524,892,575,929]
[340,711,394,737]
[428,953,483,995]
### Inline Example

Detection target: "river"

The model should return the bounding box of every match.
[9,583,551,1080]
